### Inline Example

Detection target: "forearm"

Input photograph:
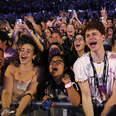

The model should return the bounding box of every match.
[82,95,94,116]
[32,23,42,36]
[101,95,116,116]
[67,87,80,106]
[31,33,44,52]
[1,90,12,109]
[16,95,32,116]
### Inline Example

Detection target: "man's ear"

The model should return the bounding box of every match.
[102,35,105,41]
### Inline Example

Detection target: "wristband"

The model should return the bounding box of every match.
[1,109,9,116]
[65,82,73,89]
[23,93,32,99]
[28,29,34,35]
[32,22,35,25]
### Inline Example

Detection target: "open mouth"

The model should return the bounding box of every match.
[21,56,27,60]
[52,67,58,71]
[76,44,80,47]
[89,42,97,46]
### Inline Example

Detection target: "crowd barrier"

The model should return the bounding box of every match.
[0,101,85,116]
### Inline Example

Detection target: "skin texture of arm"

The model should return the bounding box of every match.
[31,33,44,52]
[101,80,116,116]
[78,80,94,116]
[1,64,14,110]
[66,85,80,106]
[62,74,80,106]
[23,22,44,52]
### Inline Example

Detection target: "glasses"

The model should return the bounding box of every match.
[50,60,64,65]
[74,37,84,42]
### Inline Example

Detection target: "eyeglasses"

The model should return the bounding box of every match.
[50,60,64,65]
[74,37,84,42]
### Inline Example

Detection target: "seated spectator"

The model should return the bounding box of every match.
[1,35,40,116]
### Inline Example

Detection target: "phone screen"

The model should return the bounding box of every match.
[40,98,54,110]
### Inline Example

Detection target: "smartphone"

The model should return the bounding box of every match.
[40,98,54,110]
[16,19,23,24]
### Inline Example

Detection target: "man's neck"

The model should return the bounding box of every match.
[77,50,85,57]
[91,48,105,63]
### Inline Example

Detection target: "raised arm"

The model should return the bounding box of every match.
[24,16,42,36]
[23,22,44,52]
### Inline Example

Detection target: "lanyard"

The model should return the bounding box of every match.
[89,51,108,88]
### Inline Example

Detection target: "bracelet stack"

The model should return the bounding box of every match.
[64,81,73,89]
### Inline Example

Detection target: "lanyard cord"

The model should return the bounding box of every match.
[89,51,108,88]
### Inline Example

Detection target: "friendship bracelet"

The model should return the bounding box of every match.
[65,82,79,90]
[28,29,34,35]
[65,82,73,89]
[23,93,33,99]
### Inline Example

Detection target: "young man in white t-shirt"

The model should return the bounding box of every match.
[73,21,116,116]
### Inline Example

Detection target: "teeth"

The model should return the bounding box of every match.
[90,42,97,45]
[76,44,80,47]
[21,56,26,59]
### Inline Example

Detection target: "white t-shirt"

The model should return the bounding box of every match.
[73,52,116,104]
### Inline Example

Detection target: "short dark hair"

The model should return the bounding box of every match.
[84,21,105,36]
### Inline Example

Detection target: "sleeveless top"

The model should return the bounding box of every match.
[12,69,37,102]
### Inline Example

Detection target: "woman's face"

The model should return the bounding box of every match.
[49,56,64,78]
[19,43,35,65]
[60,23,67,33]
[44,29,51,39]
[74,34,85,52]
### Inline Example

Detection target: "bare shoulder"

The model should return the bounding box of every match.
[5,63,16,78]
[6,63,16,73]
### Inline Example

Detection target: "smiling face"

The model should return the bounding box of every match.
[74,34,85,52]
[19,44,35,65]
[67,24,75,39]
[44,29,52,39]
[85,29,105,52]
[49,56,64,79]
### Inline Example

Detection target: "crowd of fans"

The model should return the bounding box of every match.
[0,6,116,116]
